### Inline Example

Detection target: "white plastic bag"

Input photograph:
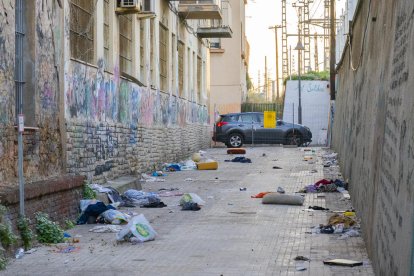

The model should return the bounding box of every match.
[100,209,130,225]
[179,193,206,206]
[116,214,157,243]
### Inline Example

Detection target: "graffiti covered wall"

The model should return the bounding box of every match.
[65,60,209,181]
[0,0,63,184]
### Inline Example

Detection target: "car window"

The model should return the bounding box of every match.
[240,114,259,123]
[257,114,264,123]
[222,115,239,122]
[277,121,283,126]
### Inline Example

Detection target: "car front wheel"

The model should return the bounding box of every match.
[227,133,244,148]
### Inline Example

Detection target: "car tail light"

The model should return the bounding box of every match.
[216,121,228,127]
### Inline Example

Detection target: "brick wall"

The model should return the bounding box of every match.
[66,121,211,183]
[0,175,85,228]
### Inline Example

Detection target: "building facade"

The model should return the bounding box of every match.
[209,0,249,120]
[0,0,219,185]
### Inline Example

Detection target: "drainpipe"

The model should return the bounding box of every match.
[15,0,25,216]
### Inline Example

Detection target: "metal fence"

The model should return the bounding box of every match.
[241,103,284,119]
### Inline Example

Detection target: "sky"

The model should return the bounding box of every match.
[245,0,346,91]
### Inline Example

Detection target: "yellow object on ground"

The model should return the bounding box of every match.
[196,161,218,170]
[192,152,201,162]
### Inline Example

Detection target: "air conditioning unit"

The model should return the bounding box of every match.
[119,0,139,8]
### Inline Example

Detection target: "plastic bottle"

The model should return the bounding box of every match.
[15,248,24,259]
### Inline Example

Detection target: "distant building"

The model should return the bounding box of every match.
[209,0,249,120]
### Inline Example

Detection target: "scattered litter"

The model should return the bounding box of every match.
[152,171,165,177]
[141,173,166,182]
[158,188,179,191]
[124,189,161,206]
[192,152,202,162]
[181,160,197,170]
[277,187,285,194]
[117,214,157,243]
[24,248,37,254]
[272,166,282,169]
[99,209,130,224]
[181,202,201,211]
[323,259,363,267]
[298,179,347,193]
[262,193,305,206]
[179,193,205,206]
[251,192,271,198]
[262,153,266,157]
[224,157,252,163]
[303,156,313,161]
[185,178,194,181]
[310,169,318,173]
[344,211,356,217]
[239,187,247,191]
[308,206,329,211]
[328,214,357,228]
[77,201,116,225]
[89,225,122,233]
[165,163,181,172]
[90,184,112,193]
[294,256,310,261]
[15,248,24,259]
[141,201,167,208]
[227,148,246,154]
[196,160,219,170]
[207,196,214,199]
[295,263,307,271]
[55,245,80,254]
[338,229,361,239]
[64,232,71,238]
[64,260,69,264]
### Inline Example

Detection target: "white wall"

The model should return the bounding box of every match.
[283,80,330,145]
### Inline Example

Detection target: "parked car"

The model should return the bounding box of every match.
[212,112,312,148]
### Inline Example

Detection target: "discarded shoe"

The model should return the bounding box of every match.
[182,202,201,211]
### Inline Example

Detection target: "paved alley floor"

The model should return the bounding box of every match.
[3,147,375,276]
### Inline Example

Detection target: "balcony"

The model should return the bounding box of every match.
[197,0,231,38]
[178,0,222,20]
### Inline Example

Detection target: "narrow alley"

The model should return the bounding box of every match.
[3,146,374,275]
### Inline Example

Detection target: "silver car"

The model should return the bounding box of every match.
[212,112,312,148]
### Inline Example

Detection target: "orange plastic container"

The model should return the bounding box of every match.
[196,161,218,170]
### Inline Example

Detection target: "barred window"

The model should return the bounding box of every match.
[197,56,202,103]
[178,41,184,97]
[103,0,110,69]
[70,0,95,64]
[159,24,168,92]
[140,21,145,83]
[119,14,132,75]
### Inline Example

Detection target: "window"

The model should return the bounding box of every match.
[119,14,133,75]
[240,114,259,123]
[178,41,184,97]
[70,0,95,64]
[159,24,168,92]
[103,0,110,69]
[210,38,221,49]
[150,18,155,86]
[197,56,202,103]
[139,21,145,83]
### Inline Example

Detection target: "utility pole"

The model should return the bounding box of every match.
[330,0,336,100]
[264,56,268,101]
[269,25,282,102]
[314,32,319,71]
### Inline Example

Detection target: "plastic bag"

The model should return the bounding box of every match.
[116,214,157,243]
[180,160,197,171]
[100,209,130,225]
[179,193,205,206]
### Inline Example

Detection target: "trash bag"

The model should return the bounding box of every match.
[116,214,157,243]
[179,193,206,206]
[124,189,160,206]
[99,209,130,225]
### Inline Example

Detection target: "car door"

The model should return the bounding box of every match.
[257,116,286,143]
[238,113,260,143]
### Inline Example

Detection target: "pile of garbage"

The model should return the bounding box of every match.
[298,178,348,193]
[322,152,338,167]
[310,212,361,239]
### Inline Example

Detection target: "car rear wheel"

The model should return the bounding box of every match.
[227,133,244,148]
[286,132,303,146]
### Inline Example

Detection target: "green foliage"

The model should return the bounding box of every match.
[82,183,96,199]
[64,219,76,230]
[17,216,34,250]
[0,205,17,249]
[35,213,64,244]
[0,257,6,270]
[283,70,329,85]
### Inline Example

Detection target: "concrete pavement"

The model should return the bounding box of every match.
[2,146,374,275]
